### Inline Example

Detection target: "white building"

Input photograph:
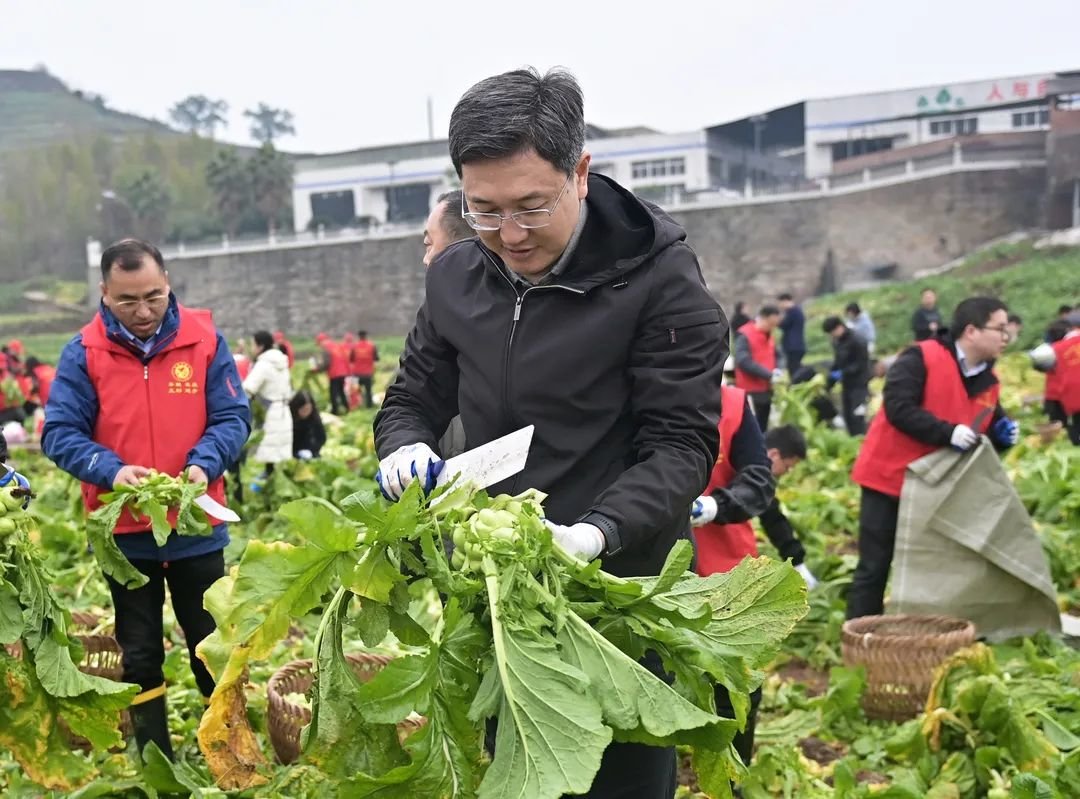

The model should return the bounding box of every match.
[804,72,1055,177]
[290,126,710,233]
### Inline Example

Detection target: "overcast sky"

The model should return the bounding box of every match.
[2,0,1077,154]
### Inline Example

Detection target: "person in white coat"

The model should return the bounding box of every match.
[242,330,293,471]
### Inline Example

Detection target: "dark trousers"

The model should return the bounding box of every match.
[356,375,374,408]
[1070,414,1080,446]
[784,350,805,377]
[846,488,900,620]
[840,386,869,436]
[748,391,772,432]
[715,685,764,765]
[329,377,348,415]
[1045,399,1067,425]
[105,549,224,698]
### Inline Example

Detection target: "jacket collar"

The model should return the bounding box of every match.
[96,294,182,360]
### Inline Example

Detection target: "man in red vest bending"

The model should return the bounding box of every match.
[1038,312,1080,445]
[351,330,378,409]
[42,239,251,760]
[847,296,1018,620]
[734,305,782,431]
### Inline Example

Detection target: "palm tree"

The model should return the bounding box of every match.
[247,144,293,234]
[205,149,250,237]
[169,95,229,139]
[243,104,296,145]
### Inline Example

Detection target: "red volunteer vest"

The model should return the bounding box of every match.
[352,340,375,377]
[1051,334,1080,415]
[852,340,1000,498]
[80,306,232,533]
[734,322,776,394]
[15,374,33,401]
[324,341,351,379]
[694,386,759,576]
[33,364,55,406]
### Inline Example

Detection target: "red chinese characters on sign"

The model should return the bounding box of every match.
[1036,79,1048,97]
[1013,82,1029,99]
[986,78,1048,103]
[987,83,1005,102]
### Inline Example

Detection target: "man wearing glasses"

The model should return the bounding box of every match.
[847,296,1018,620]
[42,238,250,761]
[374,68,727,797]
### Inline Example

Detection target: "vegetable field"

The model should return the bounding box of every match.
[1,345,1078,798]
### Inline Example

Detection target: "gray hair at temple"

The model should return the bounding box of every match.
[448,67,585,177]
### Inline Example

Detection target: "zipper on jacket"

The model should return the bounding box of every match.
[143,362,157,465]
[482,251,585,433]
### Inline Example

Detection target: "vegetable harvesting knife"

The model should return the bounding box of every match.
[194,494,241,523]
[434,425,534,491]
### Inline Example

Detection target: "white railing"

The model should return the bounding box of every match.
[154,143,1046,260]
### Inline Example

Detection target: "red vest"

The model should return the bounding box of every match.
[80,306,233,533]
[324,340,352,379]
[694,386,759,576]
[233,353,252,381]
[734,322,776,393]
[33,364,55,407]
[352,340,375,377]
[15,374,33,401]
[1051,334,1080,414]
[852,340,999,498]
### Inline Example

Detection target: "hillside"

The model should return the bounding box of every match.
[0,69,172,151]
[805,241,1080,357]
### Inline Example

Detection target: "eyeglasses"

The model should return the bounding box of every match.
[980,324,1012,341]
[113,292,169,311]
[461,173,573,231]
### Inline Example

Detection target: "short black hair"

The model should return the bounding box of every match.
[1007,313,1022,325]
[777,292,793,302]
[449,67,585,176]
[845,302,861,315]
[435,190,474,243]
[100,238,164,280]
[759,304,781,318]
[734,300,747,314]
[357,330,368,338]
[950,296,1008,340]
[252,330,274,351]
[1047,320,1070,342]
[765,425,807,460]
[1058,305,1073,316]
[822,316,845,334]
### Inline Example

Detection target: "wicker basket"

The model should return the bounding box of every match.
[841,614,976,721]
[267,653,426,765]
[1035,421,1064,445]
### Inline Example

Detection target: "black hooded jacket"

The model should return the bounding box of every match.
[375,173,728,577]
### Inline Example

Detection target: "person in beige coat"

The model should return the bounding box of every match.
[242,330,293,470]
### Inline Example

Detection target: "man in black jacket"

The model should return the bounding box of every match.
[373,68,727,799]
[778,292,806,375]
[823,316,871,435]
[911,287,942,341]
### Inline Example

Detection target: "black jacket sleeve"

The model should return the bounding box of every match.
[373,286,460,457]
[882,346,954,446]
[734,331,772,380]
[586,243,727,554]
[760,498,806,565]
[709,400,776,524]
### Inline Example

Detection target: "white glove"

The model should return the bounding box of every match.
[690,495,718,527]
[544,520,605,561]
[375,443,443,501]
[950,424,979,451]
[297,449,313,461]
[771,369,785,384]
[795,563,819,590]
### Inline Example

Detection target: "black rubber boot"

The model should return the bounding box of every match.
[130,693,174,761]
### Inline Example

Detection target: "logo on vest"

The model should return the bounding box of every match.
[168,361,200,395]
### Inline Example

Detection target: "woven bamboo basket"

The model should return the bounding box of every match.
[267,653,426,765]
[841,614,976,721]
[1035,421,1064,445]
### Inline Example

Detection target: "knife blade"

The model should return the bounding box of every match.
[434,425,534,492]
[194,493,241,523]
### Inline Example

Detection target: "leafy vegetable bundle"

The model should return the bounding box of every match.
[196,485,808,798]
[0,482,139,791]
[86,471,212,589]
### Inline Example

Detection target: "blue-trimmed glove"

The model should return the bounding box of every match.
[690,496,718,527]
[990,417,1019,448]
[0,466,31,508]
[375,443,444,502]
[829,370,843,382]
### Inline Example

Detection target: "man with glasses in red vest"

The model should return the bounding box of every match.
[734,305,783,432]
[847,296,1018,620]
[42,238,250,760]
